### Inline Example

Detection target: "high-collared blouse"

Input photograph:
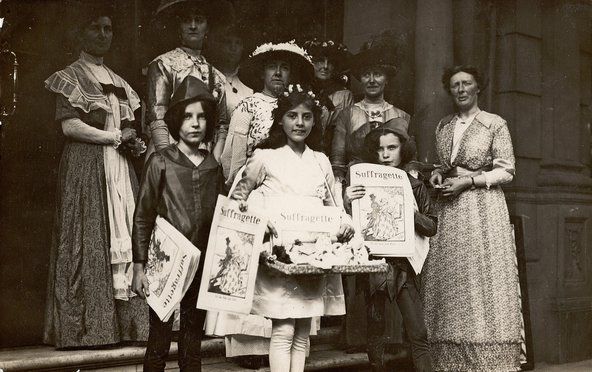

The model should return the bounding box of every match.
[147,47,229,151]
[433,110,515,187]
[231,145,337,206]
[220,93,278,186]
[330,100,410,179]
[132,145,225,263]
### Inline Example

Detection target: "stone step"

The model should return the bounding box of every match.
[0,327,344,371]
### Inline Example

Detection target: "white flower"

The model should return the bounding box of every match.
[288,85,293,93]
[296,84,303,92]
[328,40,334,46]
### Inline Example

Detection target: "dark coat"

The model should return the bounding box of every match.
[132,144,225,263]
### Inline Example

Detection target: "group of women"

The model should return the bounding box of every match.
[43,1,522,372]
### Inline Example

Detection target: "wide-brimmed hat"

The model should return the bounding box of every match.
[364,117,409,146]
[303,39,350,72]
[164,75,216,124]
[349,35,399,80]
[154,0,234,32]
[238,40,314,91]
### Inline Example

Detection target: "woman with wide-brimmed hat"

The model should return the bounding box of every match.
[146,0,233,161]
[330,35,410,362]
[220,39,314,188]
[303,38,354,157]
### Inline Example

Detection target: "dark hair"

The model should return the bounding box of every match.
[257,87,323,151]
[441,65,487,93]
[364,129,417,168]
[166,98,217,142]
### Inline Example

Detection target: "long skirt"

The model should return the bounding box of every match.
[422,187,522,371]
[44,142,149,348]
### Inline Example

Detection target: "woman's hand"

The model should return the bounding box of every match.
[429,172,443,187]
[121,127,137,143]
[344,185,366,207]
[132,263,149,300]
[336,223,355,242]
[440,177,471,198]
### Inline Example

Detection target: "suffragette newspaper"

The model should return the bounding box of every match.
[145,216,201,321]
[350,163,415,257]
[197,195,267,314]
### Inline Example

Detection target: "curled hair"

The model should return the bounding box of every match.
[364,129,417,168]
[257,85,323,151]
[441,65,487,94]
[165,98,217,143]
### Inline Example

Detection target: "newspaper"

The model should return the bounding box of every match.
[145,216,201,321]
[197,195,267,315]
[350,163,415,257]
[267,197,342,268]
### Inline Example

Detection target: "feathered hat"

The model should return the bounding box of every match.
[349,31,401,80]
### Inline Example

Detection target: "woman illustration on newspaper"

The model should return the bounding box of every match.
[132,76,225,372]
[210,234,248,296]
[229,84,354,372]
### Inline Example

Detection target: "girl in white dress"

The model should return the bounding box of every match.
[230,84,353,372]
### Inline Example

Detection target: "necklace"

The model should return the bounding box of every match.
[225,70,240,94]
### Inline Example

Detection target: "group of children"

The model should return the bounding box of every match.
[130,75,435,372]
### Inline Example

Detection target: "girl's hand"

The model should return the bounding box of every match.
[440,177,471,198]
[267,220,278,238]
[237,200,248,212]
[132,263,149,300]
[336,223,355,242]
[429,172,443,187]
[344,185,366,207]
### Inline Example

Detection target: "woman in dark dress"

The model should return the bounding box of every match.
[44,8,148,349]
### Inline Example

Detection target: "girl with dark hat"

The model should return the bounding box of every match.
[132,75,224,372]
[344,119,436,372]
[43,6,149,349]
[220,40,314,188]
[303,39,354,157]
[146,0,233,161]
[330,36,410,355]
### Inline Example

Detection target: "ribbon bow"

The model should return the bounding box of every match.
[101,83,128,100]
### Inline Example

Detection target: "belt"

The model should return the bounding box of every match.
[445,166,491,178]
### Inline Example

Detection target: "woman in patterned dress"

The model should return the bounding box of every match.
[221,40,314,188]
[424,65,522,371]
[44,8,149,348]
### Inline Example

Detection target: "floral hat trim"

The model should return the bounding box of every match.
[281,83,321,108]
[303,39,349,54]
[250,40,312,64]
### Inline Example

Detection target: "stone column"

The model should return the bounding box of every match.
[413,0,454,163]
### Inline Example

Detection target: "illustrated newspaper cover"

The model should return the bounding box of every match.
[350,163,415,257]
[145,216,201,321]
[197,195,267,314]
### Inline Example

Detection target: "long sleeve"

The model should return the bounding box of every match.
[56,95,117,145]
[147,60,173,151]
[412,179,437,238]
[330,108,350,180]
[132,152,165,263]
[481,119,515,187]
[220,101,253,186]
[229,149,267,202]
